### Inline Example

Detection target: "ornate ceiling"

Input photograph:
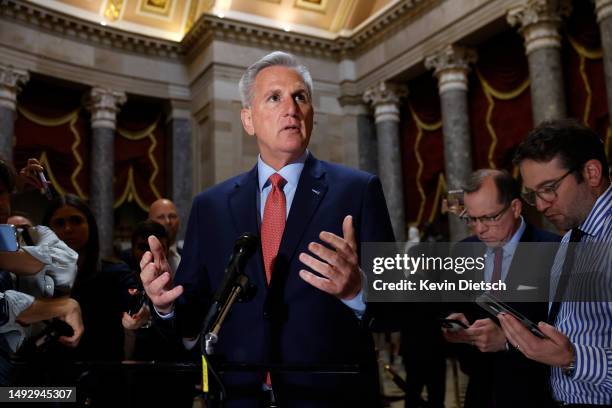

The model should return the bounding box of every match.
[27,0,396,41]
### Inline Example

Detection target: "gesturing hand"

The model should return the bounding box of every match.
[140,236,183,314]
[299,215,362,300]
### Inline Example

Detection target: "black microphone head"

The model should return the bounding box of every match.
[234,233,259,257]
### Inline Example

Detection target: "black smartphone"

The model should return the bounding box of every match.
[476,292,548,339]
[127,291,145,316]
[440,318,468,331]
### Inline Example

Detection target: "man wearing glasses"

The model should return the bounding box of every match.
[442,169,560,408]
[499,119,611,407]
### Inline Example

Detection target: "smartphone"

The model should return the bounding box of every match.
[476,292,548,339]
[0,224,19,252]
[440,318,468,331]
[127,291,145,316]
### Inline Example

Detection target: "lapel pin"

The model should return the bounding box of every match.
[311,188,320,195]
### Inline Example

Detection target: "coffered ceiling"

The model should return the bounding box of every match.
[27,0,396,41]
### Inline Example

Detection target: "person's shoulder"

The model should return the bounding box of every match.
[193,170,254,204]
[315,158,375,183]
[523,223,561,242]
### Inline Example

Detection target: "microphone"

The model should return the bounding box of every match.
[201,233,258,336]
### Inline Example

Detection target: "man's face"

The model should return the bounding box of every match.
[0,183,10,224]
[463,177,521,246]
[148,199,179,244]
[519,157,591,230]
[240,66,314,169]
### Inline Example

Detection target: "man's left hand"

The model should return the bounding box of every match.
[299,215,361,300]
[498,313,574,367]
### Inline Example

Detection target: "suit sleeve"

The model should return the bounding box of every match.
[358,175,398,331]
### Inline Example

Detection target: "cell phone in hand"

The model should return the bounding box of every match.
[127,291,145,316]
[476,292,548,339]
[440,318,468,331]
[0,224,19,252]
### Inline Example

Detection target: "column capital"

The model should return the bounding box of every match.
[0,65,30,111]
[164,99,191,123]
[595,0,612,22]
[86,87,126,129]
[425,45,477,94]
[338,94,369,115]
[507,0,572,54]
[363,82,408,123]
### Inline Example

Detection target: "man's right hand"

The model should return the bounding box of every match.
[140,235,183,315]
[441,312,471,344]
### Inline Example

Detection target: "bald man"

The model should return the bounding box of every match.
[148,198,181,272]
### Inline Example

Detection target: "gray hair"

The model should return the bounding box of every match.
[463,169,520,206]
[238,51,313,107]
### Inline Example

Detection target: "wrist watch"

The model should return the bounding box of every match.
[562,345,576,377]
[562,360,575,377]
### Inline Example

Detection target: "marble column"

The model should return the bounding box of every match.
[507,0,572,124]
[425,45,477,242]
[0,65,29,163]
[339,96,378,174]
[86,87,126,258]
[595,0,612,128]
[165,102,193,243]
[363,82,407,241]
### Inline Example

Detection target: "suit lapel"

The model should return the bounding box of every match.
[228,165,266,286]
[277,155,328,265]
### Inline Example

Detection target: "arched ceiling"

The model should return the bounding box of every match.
[27,0,396,41]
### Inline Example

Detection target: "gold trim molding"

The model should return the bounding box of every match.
[1,0,436,60]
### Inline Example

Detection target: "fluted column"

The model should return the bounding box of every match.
[85,87,126,258]
[363,82,407,241]
[507,0,572,124]
[165,101,193,242]
[425,45,477,242]
[595,0,612,129]
[0,65,29,163]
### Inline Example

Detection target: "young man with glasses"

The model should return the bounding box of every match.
[499,119,611,407]
[442,169,560,408]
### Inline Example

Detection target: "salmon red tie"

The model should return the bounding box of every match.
[261,173,286,284]
[261,173,286,388]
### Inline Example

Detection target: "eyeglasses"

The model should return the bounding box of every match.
[521,168,575,206]
[460,205,510,227]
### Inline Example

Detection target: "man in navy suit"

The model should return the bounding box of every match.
[442,169,559,408]
[140,51,394,407]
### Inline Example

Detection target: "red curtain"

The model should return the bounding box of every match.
[564,0,610,148]
[13,79,168,223]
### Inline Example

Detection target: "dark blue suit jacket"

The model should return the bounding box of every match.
[455,223,561,408]
[173,154,395,407]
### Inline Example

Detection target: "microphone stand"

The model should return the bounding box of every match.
[201,273,253,407]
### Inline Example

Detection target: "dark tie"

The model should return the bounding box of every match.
[261,173,286,284]
[491,246,503,283]
[547,228,584,324]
